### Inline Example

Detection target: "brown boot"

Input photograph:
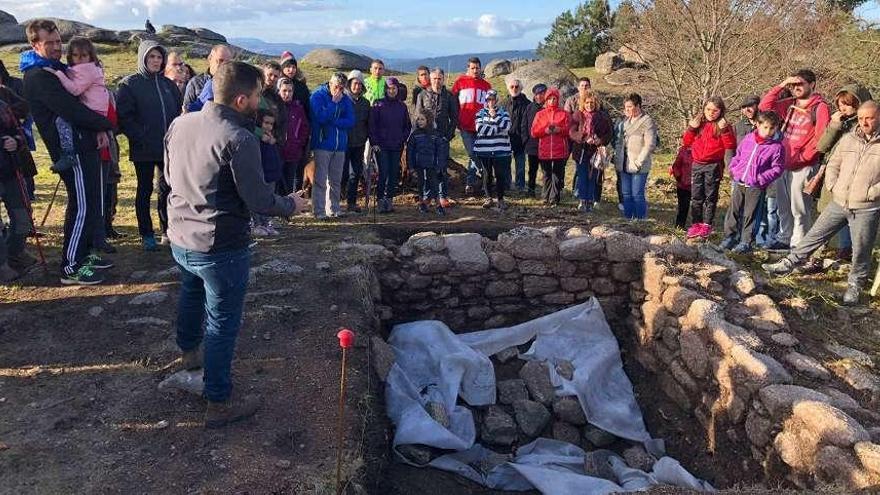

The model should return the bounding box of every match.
[205,394,261,429]
[180,348,203,370]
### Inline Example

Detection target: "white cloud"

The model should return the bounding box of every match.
[335,19,401,37]
[442,14,549,39]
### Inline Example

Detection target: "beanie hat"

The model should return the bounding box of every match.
[347,69,365,85]
[280,50,294,61]
[386,77,399,87]
[486,89,498,100]
[532,83,548,96]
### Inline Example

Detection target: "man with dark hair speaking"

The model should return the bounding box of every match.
[164,61,306,428]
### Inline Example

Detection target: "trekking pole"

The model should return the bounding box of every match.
[335,328,355,495]
[40,177,62,227]
[14,168,49,273]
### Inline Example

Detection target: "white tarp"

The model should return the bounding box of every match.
[385,298,715,493]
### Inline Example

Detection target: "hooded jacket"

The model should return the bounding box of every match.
[346,72,371,149]
[415,86,458,142]
[728,131,785,189]
[309,83,355,152]
[825,125,880,210]
[569,107,613,163]
[369,93,411,152]
[473,104,511,157]
[280,98,309,163]
[20,50,112,162]
[758,84,831,170]
[521,99,543,156]
[451,74,492,133]
[503,92,530,154]
[817,84,873,156]
[51,62,109,117]
[530,88,570,160]
[682,120,737,164]
[116,40,182,163]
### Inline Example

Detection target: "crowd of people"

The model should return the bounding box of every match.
[2,17,878,425]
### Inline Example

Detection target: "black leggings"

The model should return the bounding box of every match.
[134,161,169,237]
[480,155,511,201]
[690,162,722,225]
[527,154,540,192]
[675,187,691,229]
[541,159,566,204]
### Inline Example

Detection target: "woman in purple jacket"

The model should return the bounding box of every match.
[721,111,785,253]
[369,77,411,213]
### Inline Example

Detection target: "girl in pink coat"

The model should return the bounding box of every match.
[43,37,111,172]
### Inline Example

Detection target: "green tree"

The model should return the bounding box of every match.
[537,0,613,67]
[610,0,638,49]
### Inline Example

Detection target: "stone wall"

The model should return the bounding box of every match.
[353,225,880,491]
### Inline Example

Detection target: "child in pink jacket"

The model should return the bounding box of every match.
[43,37,111,172]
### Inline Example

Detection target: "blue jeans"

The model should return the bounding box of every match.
[620,172,648,219]
[460,131,479,187]
[756,196,779,247]
[376,149,401,200]
[575,159,599,202]
[172,245,251,402]
[510,151,525,190]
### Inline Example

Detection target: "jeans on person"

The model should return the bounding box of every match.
[460,131,479,188]
[774,167,816,247]
[313,149,346,217]
[837,225,852,250]
[342,145,366,206]
[756,195,779,246]
[785,201,880,288]
[621,172,649,219]
[376,149,401,202]
[134,161,170,237]
[512,151,526,190]
[675,187,691,229]
[0,177,31,265]
[575,158,600,202]
[480,155,511,201]
[172,244,251,403]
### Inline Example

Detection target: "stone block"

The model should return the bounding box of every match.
[497,228,558,260]
[482,406,517,446]
[792,401,870,447]
[542,292,575,305]
[784,352,831,381]
[370,336,396,381]
[489,251,517,272]
[513,400,551,437]
[519,361,556,405]
[497,379,529,405]
[815,445,880,489]
[679,330,709,378]
[774,426,820,470]
[611,263,641,283]
[759,384,832,418]
[519,260,549,275]
[662,285,702,315]
[553,260,577,277]
[553,422,582,445]
[485,280,520,298]
[558,236,604,261]
[523,276,559,297]
[484,315,508,328]
[406,274,434,289]
[642,299,668,337]
[553,397,586,425]
[660,372,693,410]
[560,277,590,292]
[415,255,451,275]
[592,227,650,262]
[405,232,446,252]
[467,306,493,320]
[855,441,880,474]
[670,360,699,393]
[744,294,786,330]
[642,254,668,297]
[590,277,616,295]
[745,408,774,448]
[582,425,617,447]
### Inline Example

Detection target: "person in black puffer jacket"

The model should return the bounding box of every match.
[520,84,546,196]
[407,109,449,216]
[116,40,182,251]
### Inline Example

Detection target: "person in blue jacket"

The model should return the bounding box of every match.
[309,72,354,219]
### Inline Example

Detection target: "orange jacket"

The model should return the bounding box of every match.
[530,88,570,160]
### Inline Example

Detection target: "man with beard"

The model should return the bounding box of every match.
[164,61,306,428]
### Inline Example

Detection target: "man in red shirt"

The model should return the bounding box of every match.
[452,57,492,195]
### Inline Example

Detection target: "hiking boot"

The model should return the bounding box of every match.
[60,265,103,286]
[686,224,702,239]
[142,234,159,252]
[762,258,795,276]
[699,223,713,239]
[205,394,262,429]
[181,348,203,370]
[7,251,37,271]
[0,263,20,283]
[84,254,114,269]
[842,285,861,306]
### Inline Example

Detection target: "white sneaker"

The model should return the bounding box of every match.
[252,225,270,237]
[266,222,279,236]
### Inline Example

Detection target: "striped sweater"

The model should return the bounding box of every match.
[473,106,511,157]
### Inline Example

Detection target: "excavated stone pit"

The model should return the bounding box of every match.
[342,225,880,492]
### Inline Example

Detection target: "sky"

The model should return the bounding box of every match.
[0,0,586,56]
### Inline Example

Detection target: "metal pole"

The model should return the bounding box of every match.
[335,328,355,495]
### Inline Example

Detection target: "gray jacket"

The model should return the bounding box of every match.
[116,40,182,163]
[613,113,657,175]
[415,87,459,142]
[165,102,295,253]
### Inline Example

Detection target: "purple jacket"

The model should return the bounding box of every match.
[728,131,785,189]
[369,96,411,151]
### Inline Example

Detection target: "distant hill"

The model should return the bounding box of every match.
[230,38,538,73]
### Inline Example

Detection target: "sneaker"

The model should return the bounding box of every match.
[418,202,429,214]
[266,223,280,236]
[50,153,77,173]
[84,254,114,269]
[204,394,262,429]
[436,206,445,216]
[842,285,860,306]
[7,251,37,271]
[142,234,159,252]
[731,243,752,254]
[764,240,790,252]
[0,263,20,283]
[106,228,125,239]
[719,236,738,250]
[699,223,713,238]
[686,224,702,239]
[482,198,494,209]
[252,225,270,237]
[439,198,453,209]
[60,265,103,285]
[497,199,509,211]
[95,240,117,254]
[762,258,795,276]
[577,200,589,213]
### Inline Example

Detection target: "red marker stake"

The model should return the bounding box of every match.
[335,328,355,495]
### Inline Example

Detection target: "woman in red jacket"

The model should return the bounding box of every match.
[683,96,736,239]
[530,87,570,206]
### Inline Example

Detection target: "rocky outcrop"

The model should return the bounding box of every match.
[508,60,578,98]
[302,48,372,70]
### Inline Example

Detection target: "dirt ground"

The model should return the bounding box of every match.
[2,177,879,494]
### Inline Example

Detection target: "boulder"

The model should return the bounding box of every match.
[583,425,617,447]
[82,28,119,43]
[39,18,100,41]
[553,397,586,425]
[497,379,529,405]
[0,23,25,45]
[481,406,517,446]
[0,10,17,24]
[513,400,551,437]
[485,59,512,77]
[519,360,556,405]
[302,48,372,70]
[193,27,226,42]
[509,59,578,99]
[161,25,197,37]
[553,422,582,445]
[497,227,558,260]
[443,233,489,274]
[792,401,870,447]
[594,51,623,75]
